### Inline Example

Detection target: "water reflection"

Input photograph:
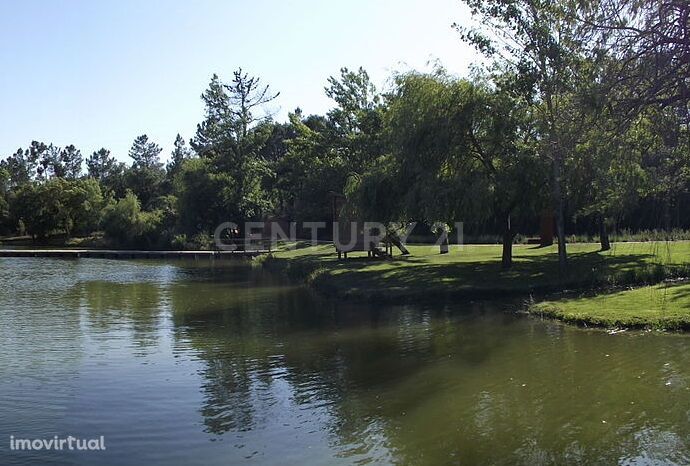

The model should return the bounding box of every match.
[0,258,688,465]
[166,271,689,464]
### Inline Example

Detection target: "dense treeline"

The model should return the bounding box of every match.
[0,0,687,271]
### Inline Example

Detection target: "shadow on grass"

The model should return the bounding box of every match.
[272,246,678,302]
[662,281,690,302]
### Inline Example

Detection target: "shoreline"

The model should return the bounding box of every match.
[2,240,688,331]
[263,242,690,331]
[0,248,267,260]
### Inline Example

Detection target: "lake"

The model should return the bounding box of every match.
[0,258,688,465]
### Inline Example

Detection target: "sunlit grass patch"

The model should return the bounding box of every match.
[532,281,690,330]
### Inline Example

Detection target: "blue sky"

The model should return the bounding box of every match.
[0,0,477,163]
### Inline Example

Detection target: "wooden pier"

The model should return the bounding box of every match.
[0,249,269,260]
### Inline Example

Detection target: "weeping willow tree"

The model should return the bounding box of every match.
[346,68,545,268]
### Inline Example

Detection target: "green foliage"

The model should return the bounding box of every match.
[3,141,83,182]
[189,232,214,250]
[170,233,188,250]
[129,134,163,170]
[123,134,166,209]
[325,67,384,173]
[274,112,347,221]
[0,168,9,234]
[577,0,690,112]
[173,158,236,235]
[457,0,597,270]
[0,141,46,185]
[257,120,294,162]
[87,148,128,198]
[343,155,402,223]
[638,108,690,209]
[190,69,279,226]
[273,68,385,223]
[8,178,103,239]
[168,232,213,250]
[374,69,544,235]
[0,39,688,260]
[166,134,192,177]
[42,144,83,179]
[87,148,117,180]
[101,191,164,248]
[125,165,165,210]
[326,67,379,125]
[62,178,105,235]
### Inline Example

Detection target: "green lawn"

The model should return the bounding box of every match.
[532,282,690,330]
[271,241,689,296]
[267,241,690,329]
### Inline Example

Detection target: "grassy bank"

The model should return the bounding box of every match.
[265,241,690,329]
[531,281,690,330]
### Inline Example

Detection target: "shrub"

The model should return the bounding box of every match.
[171,234,188,250]
[101,191,161,248]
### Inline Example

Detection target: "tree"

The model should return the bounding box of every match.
[62,178,104,235]
[101,190,162,247]
[568,88,649,250]
[7,178,103,239]
[10,183,49,239]
[0,168,9,234]
[257,120,295,163]
[127,135,165,208]
[166,134,192,176]
[380,71,479,224]
[325,67,384,174]
[41,144,82,179]
[325,67,379,132]
[274,111,349,222]
[190,68,280,227]
[125,166,164,210]
[577,0,689,112]
[457,0,592,273]
[464,77,544,267]
[173,158,237,235]
[10,180,64,239]
[1,141,46,185]
[572,127,637,249]
[227,68,280,145]
[86,147,128,198]
[192,69,280,163]
[273,69,384,224]
[87,148,118,180]
[129,135,163,170]
[636,107,690,232]
[374,70,543,267]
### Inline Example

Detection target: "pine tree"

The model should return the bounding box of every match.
[129,135,163,170]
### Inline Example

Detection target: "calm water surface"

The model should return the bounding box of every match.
[0,258,688,465]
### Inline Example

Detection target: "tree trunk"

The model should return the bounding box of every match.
[501,213,514,269]
[439,233,449,254]
[599,215,611,251]
[552,155,567,274]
